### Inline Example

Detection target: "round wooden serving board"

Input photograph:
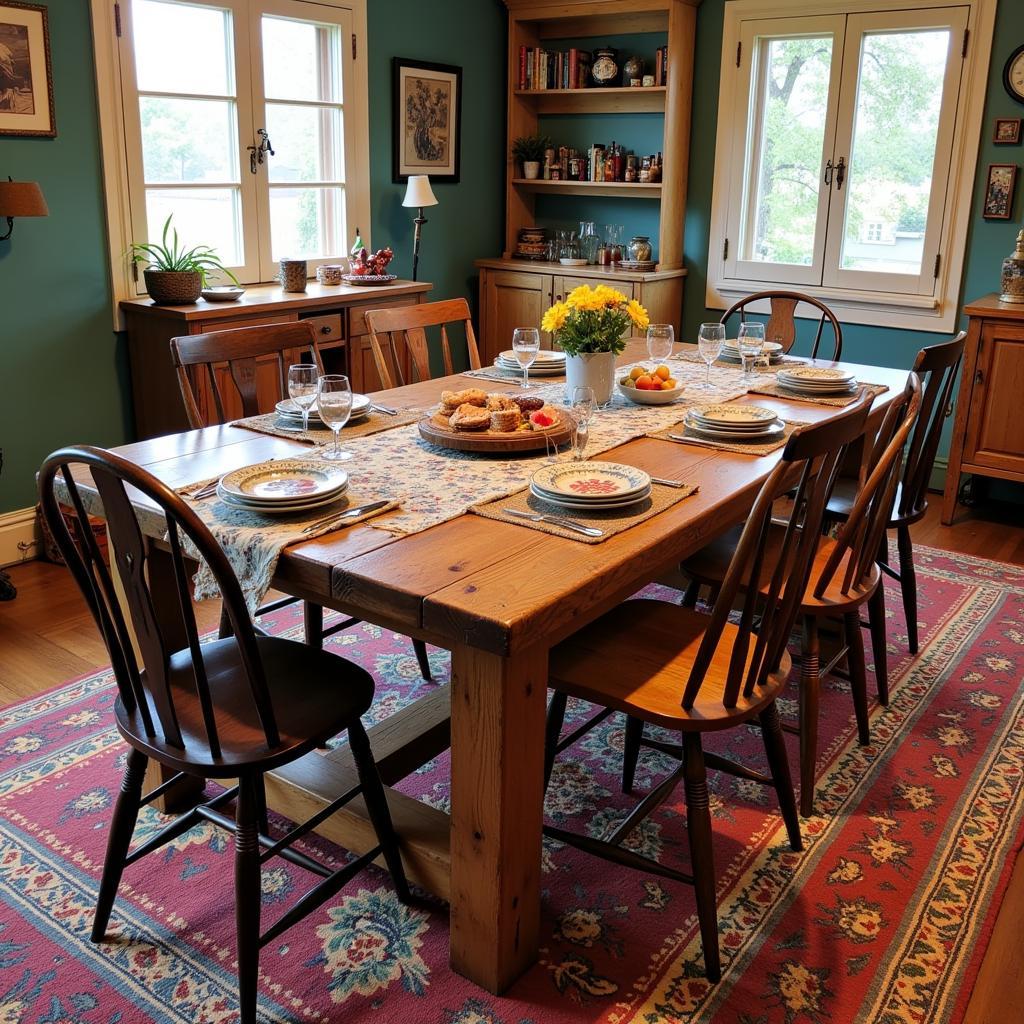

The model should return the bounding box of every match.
[418,412,573,453]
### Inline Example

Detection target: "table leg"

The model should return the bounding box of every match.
[449,643,547,993]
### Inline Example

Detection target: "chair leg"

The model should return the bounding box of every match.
[254,774,269,835]
[412,639,433,682]
[303,602,324,649]
[218,604,233,639]
[682,579,701,608]
[759,703,802,852]
[348,720,411,903]
[896,525,918,654]
[234,774,263,1024]
[544,691,568,791]
[868,582,889,706]
[91,748,148,942]
[622,716,644,794]
[682,733,720,983]
[845,612,870,746]
[799,615,820,818]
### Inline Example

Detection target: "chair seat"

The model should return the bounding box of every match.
[824,478,924,528]
[682,523,879,614]
[548,599,791,732]
[115,636,374,776]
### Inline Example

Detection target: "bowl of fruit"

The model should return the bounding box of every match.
[618,364,684,405]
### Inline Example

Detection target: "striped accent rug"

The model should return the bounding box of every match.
[0,544,1021,1023]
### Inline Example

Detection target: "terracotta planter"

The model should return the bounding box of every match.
[144,269,202,304]
[564,351,616,405]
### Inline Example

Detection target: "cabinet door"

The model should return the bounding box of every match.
[482,271,553,360]
[349,335,412,393]
[962,321,1024,476]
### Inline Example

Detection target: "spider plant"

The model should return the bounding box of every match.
[126,215,239,285]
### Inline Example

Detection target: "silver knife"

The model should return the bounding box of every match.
[371,403,398,416]
[301,499,392,534]
[503,508,603,537]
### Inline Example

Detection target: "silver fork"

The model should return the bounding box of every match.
[503,508,603,537]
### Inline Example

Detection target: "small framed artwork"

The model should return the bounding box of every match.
[0,1,55,137]
[994,117,1022,144]
[392,57,462,183]
[983,164,1017,219]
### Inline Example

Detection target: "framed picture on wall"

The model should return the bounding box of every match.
[0,1,55,137]
[982,163,1017,219]
[392,57,462,183]
[994,118,1022,145]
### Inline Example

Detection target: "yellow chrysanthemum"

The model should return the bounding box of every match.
[593,285,628,307]
[626,299,650,330]
[566,285,605,312]
[541,301,570,333]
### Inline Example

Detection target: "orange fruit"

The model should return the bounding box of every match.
[635,375,655,390]
[655,365,671,380]
[629,366,646,381]
[662,378,678,390]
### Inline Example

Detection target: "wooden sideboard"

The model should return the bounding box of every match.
[942,294,1024,524]
[121,280,431,438]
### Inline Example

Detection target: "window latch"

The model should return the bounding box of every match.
[824,160,834,186]
[247,129,275,174]
[835,156,846,190]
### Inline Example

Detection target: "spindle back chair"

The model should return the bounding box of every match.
[720,290,843,361]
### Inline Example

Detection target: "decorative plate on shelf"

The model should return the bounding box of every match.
[341,274,398,286]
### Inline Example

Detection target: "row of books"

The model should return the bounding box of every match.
[653,46,669,87]
[518,47,592,91]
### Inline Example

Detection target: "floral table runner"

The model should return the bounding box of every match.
[231,407,422,445]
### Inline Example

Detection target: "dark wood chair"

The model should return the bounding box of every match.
[676,377,921,816]
[720,290,843,361]
[170,321,434,681]
[824,333,966,654]
[365,297,482,389]
[542,393,872,981]
[38,445,409,1024]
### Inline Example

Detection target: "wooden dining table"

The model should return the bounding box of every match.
[74,340,910,995]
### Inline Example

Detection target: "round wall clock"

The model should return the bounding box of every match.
[1004,44,1024,104]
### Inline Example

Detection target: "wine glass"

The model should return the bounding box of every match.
[288,363,319,439]
[697,323,725,390]
[512,328,540,388]
[571,385,596,460]
[738,322,766,380]
[316,375,354,461]
[646,324,675,365]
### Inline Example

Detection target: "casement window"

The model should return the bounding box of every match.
[707,0,995,332]
[93,0,369,307]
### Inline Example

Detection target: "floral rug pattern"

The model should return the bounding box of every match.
[0,544,1022,1023]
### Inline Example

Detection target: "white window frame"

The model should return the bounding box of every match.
[707,0,996,333]
[90,0,370,329]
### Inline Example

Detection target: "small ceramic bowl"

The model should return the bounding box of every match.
[316,264,345,285]
[201,286,245,302]
[617,379,685,405]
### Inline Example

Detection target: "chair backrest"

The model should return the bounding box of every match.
[720,290,843,361]
[814,374,922,599]
[38,446,280,759]
[364,297,482,390]
[170,321,325,428]
[682,391,872,711]
[898,331,967,519]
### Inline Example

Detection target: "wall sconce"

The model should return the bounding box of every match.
[0,178,49,241]
[401,175,438,282]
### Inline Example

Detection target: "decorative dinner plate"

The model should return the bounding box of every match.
[777,367,854,383]
[216,487,348,515]
[341,274,397,286]
[722,340,783,355]
[499,349,566,364]
[691,404,778,427]
[529,483,652,510]
[276,394,371,421]
[684,415,785,442]
[219,460,349,502]
[531,462,651,500]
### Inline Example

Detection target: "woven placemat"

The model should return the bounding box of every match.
[232,408,421,444]
[746,381,888,408]
[677,352,807,370]
[462,367,559,387]
[470,480,698,544]
[648,417,807,456]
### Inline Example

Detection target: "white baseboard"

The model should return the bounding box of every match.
[0,506,40,568]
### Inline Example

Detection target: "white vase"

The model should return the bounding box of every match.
[523,160,541,180]
[565,351,616,406]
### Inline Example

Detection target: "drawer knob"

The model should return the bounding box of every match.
[320,325,332,335]
[975,369,983,384]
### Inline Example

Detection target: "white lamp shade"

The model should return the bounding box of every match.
[402,175,438,208]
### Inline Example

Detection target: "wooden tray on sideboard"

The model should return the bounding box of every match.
[418,412,573,454]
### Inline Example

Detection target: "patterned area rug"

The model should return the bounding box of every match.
[0,545,1022,1023]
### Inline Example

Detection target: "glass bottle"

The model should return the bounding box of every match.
[579,221,599,264]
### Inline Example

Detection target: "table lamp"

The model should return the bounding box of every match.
[402,175,438,282]
[0,178,49,241]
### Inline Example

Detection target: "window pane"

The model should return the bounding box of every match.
[145,188,243,266]
[140,97,239,183]
[839,29,950,275]
[133,0,234,96]
[262,16,342,103]
[269,186,345,259]
[265,103,344,183]
[744,36,833,266]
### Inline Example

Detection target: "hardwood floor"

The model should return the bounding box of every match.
[0,495,1021,1017]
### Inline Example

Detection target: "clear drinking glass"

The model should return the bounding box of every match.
[697,323,725,390]
[316,374,354,461]
[287,363,319,438]
[512,328,541,388]
[738,322,766,379]
[571,385,596,460]
[646,324,675,364]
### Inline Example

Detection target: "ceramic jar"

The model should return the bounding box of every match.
[279,258,308,292]
[1000,229,1024,303]
[565,351,616,405]
[591,47,619,87]
[316,264,344,285]
[628,235,653,262]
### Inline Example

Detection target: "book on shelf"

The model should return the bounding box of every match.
[517,45,592,90]
[654,46,669,87]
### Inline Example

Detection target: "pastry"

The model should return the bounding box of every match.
[449,403,491,431]
[440,388,487,413]
[511,395,544,413]
[486,393,519,411]
[489,408,521,432]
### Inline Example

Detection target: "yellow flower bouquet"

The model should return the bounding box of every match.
[541,285,650,357]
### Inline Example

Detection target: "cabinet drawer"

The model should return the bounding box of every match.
[963,321,1024,475]
[303,313,344,352]
[347,295,419,339]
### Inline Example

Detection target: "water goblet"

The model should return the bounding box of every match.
[738,322,766,380]
[317,374,354,461]
[287,363,319,439]
[571,385,596,460]
[697,323,725,391]
[646,324,675,365]
[512,327,541,388]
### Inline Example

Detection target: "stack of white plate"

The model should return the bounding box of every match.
[684,403,785,441]
[530,461,651,511]
[216,460,349,515]
[718,340,784,364]
[275,394,372,430]
[775,366,857,395]
[495,349,566,377]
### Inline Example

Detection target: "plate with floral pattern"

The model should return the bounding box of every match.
[531,461,651,500]
[219,460,348,503]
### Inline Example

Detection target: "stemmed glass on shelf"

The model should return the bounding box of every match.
[571,385,596,460]
[697,323,725,391]
[646,324,675,365]
[287,364,319,439]
[512,327,540,388]
[738,321,766,380]
[317,374,354,461]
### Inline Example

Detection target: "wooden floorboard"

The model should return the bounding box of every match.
[0,493,1021,1015]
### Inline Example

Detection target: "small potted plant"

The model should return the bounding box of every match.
[542,284,649,404]
[512,134,551,180]
[127,215,238,304]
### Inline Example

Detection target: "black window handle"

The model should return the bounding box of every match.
[835,156,846,190]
